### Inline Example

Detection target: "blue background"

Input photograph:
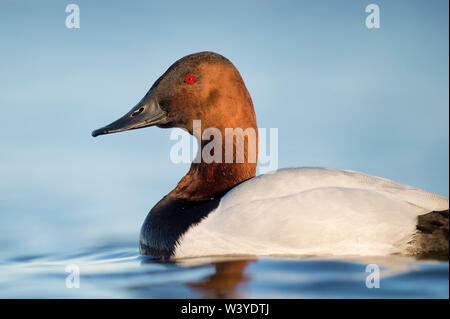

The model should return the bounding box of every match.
[0,0,448,257]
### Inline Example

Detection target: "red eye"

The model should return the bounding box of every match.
[184,75,196,84]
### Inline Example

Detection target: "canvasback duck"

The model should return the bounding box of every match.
[92,51,449,259]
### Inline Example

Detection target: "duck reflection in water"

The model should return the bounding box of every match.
[188,259,254,298]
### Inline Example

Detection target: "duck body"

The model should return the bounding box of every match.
[140,167,448,259]
[92,51,449,260]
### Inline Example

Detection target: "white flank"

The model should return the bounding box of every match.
[174,168,449,258]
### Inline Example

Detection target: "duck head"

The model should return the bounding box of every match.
[92,51,258,198]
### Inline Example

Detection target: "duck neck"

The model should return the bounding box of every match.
[169,124,258,199]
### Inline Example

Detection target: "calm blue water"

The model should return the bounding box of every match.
[0,241,448,298]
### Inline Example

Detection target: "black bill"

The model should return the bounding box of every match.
[92,91,168,137]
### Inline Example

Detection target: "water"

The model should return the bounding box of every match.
[0,241,448,298]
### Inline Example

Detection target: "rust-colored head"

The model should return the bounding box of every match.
[155,52,257,136]
[92,51,258,198]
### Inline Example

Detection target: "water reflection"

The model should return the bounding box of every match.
[0,247,448,298]
[188,259,254,298]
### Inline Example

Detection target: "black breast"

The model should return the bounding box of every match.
[139,192,227,259]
